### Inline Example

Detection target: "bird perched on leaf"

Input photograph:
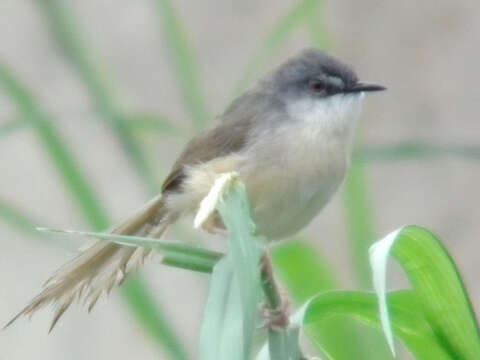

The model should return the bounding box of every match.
[5,48,385,331]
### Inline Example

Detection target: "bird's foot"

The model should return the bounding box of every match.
[258,297,291,330]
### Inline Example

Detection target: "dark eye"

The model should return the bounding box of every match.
[309,80,327,93]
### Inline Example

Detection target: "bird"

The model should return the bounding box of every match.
[5,48,385,331]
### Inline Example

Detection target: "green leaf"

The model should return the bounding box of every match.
[199,257,244,360]
[37,227,222,274]
[272,241,375,360]
[267,328,303,360]
[304,290,452,360]
[370,226,480,359]
[154,0,210,130]
[217,181,264,351]
[36,0,161,192]
[199,180,264,360]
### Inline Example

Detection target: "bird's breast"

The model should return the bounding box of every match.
[240,120,350,239]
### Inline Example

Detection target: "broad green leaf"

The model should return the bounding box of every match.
[370,226,480,359]
[218,180,264,358]
[303,290,452,360]
[198,175,263,359]
[370,228,402,354]
[272,241,375,360]
[154,0,210,130]
[199,258,236,360]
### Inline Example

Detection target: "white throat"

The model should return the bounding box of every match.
[287,93,364,144]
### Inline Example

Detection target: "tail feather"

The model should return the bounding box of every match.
[5,195,174,331]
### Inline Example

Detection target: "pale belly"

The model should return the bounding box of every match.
[167,141,348,240]
[239,134,348,239]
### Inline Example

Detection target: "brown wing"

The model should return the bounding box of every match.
[161,111,253,193]
[161,89,273,193]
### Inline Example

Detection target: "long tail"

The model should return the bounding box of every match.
[5,195,175,331]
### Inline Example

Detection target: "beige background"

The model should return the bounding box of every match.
[1,1,479,359]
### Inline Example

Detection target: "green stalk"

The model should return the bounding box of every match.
[0,63,189,360]
[123,276,191,360]
[0,63,108,229]
[343,161,375,288]
[36,0,161,193]
[233,0,322,95]
[154,0,210,130]
[342,161,396,359]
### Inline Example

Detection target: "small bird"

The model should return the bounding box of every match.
[6,48,385,330]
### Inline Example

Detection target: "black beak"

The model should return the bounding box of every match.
[344,82,386,93]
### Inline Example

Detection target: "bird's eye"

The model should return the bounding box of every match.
[309,80,327,94]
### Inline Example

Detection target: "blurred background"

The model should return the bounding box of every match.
[1,1,479,359]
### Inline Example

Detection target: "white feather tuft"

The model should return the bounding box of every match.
[194,172,239,229]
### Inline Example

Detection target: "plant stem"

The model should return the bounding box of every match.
[261,253,310,359]
[260,253,284,311]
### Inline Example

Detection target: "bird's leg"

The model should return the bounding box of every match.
[258,252,290,330]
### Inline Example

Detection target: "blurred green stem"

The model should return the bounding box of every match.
[343,160,375,288]
[233,0,323,95]
[123,276,190,360]
[0,63,189,360]
[37,0,161,193]
[0,63,109,229]
[154,0,210,131]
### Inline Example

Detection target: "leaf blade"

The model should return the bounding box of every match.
[303,290,453,360]
[391,226,480,358]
